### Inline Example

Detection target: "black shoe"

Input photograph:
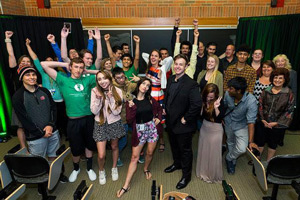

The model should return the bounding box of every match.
[59,174,69,183]
[278,140,284,147]
[164,164,181,173]
[225,159,235,174]
[176,176,191,189]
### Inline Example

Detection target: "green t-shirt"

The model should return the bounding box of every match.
[56,72,95,117]
[87,64,96,70]
[124,65,138,81]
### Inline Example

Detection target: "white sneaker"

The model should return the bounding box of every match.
[99,170,106,185]
[87,169,97,181]
[111,167,118,181]
[69,169,80,182]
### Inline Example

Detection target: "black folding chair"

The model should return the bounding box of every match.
[4,146,70,200]
[263,154,300,200]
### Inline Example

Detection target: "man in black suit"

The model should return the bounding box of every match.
[164,54,202,189]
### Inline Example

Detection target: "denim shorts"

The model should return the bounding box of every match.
[27,130,60,158]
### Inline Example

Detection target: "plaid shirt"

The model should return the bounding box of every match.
[224,63,256,93]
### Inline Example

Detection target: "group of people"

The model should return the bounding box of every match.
[4,18,297,198]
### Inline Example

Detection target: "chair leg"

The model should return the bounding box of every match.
[271,184,279,200]
[38,182,56,200]
[262,184,279,200]
[38,182,48,200]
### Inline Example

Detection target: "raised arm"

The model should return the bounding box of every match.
[171,18,180,53]
[175,29,182,44]
[193,19,198,31]
[92,28,102,70]
[60,26,71,63]
[5,31,17,68]
[47,34,63,62]
[25,38,38,60]
[133,35,140,71]
[41,61,69,80]
[87,30,94,54]
[193,19,199,44]
[185,30,199,78]
[104,34,115,62]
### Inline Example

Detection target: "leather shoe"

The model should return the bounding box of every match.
[164,164,181,173]
[176,176,191,189]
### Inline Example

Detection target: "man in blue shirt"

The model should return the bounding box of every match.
[224,77,258,174]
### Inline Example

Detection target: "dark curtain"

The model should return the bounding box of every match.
[236,14,300,130]
[0,15,85,135]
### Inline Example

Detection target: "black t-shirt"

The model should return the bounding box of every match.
[133,98,153,123]
[201,99,225,123]
[199,74,208,92]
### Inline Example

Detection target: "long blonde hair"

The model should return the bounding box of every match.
[206,55,219,84]
[272,54,292,70]
[95,71,122,125]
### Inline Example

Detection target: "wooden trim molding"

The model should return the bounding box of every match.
[82,18,238,28]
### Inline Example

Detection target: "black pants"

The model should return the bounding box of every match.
[55,101,68,137]
[168,130,193,178]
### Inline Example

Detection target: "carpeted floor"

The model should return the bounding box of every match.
[0,131,299,200]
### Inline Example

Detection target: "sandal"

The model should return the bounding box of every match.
[144,170,152,180]
[117,187,130,198]
[159,143,165,152]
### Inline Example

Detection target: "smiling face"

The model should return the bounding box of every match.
[275,56,286,68]
[206,57,216,71]
[19,57,31,67]
[272,75,285,88]
[150,51,161,66]
[114,50,123,61]
[82,52,93,67]
[262,64,273,77]
[225,45,235,58]
[122,45,130,54]
[22,71,37,86]
[104,60,112,71]
[97,72,111,90]
[198,42,205,55]
[138,80,151,94]
[207,45,217,56]
[174,58,187,77]
[69,49,79,59]
[181,45,190,56]
[70,62,85,79]
[114,73,126,85]
[252,49,263,62]
[122,56,132,69]
[206,92,216,103]
[160,49,169,60]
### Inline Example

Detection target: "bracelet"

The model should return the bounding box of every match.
[5,38,11,43]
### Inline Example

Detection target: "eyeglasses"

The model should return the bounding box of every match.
[115,76,125,80]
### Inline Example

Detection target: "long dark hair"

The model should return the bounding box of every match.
[146,49,162,74]
[133,77,152,101]
[95,70,122,125]
[202,83,219,122]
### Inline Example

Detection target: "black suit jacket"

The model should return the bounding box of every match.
[165,74,202,134]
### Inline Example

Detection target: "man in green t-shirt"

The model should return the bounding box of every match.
[41,57,98,183]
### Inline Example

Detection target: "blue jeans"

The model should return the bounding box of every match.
[27,130,60,158]
[225,125,248,164]
[118,124,128,155]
